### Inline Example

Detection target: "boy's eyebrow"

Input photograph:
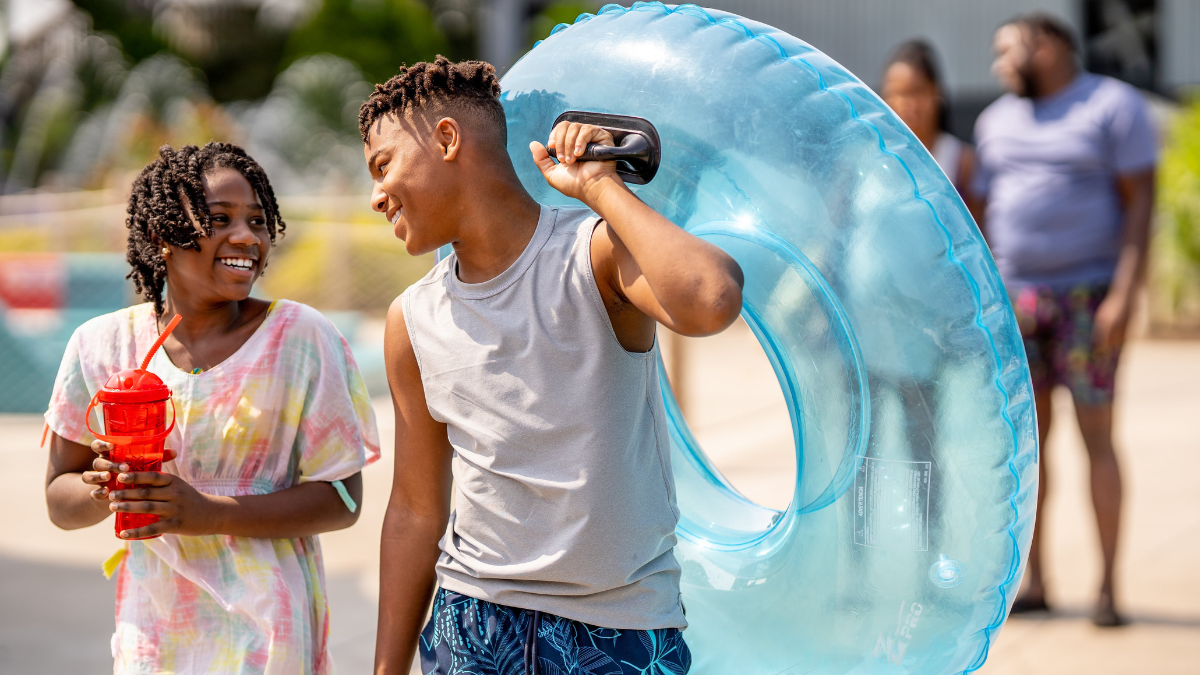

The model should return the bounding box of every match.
[367,149,384,172]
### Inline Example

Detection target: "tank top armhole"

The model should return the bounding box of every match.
[580,216,656,360]
[400,290,426,376]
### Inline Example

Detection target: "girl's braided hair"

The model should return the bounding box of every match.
[357,56,505,145]
[126,142,284,314]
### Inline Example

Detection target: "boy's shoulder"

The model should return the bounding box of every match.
[405,251,456,298]
[401,205,600,303]
[550,205,598,233]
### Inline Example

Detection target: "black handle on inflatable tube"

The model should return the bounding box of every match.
[544,111,661,184]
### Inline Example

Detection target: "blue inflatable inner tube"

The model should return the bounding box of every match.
[490,4,1038,673]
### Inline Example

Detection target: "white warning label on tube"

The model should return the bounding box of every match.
[853,457,931,551]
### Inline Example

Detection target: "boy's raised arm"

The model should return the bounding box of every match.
[531,124,744,337]
[375,297,454,675]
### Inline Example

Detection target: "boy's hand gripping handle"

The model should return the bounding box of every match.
[544,110,660,185]
[548,133,652,164]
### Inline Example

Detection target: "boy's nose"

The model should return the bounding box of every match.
[371,184,388,213]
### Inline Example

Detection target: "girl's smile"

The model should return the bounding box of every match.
[165,167,271,303]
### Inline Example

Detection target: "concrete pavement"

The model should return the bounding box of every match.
[2,323,1197,673]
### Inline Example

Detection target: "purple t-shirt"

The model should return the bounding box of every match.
[972,73,1156,289]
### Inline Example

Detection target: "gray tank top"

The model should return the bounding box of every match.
[402,205,685,630]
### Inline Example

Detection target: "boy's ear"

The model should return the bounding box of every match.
[435,117,462,162]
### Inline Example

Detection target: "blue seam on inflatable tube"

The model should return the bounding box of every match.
[662,219,872,553]
[688,222,871,515]
[533,3,1029,670]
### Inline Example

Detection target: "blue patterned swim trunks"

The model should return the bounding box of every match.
[419,589,692,675]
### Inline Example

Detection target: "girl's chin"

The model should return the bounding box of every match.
[213,280,257,302]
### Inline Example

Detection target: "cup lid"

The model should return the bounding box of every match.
[98,368,171,403]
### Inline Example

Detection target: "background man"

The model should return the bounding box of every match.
[970,13,1157,627]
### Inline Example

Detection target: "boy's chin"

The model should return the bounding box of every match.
[404,235,449,258]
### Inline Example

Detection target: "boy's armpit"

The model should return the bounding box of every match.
[588,219,658,353]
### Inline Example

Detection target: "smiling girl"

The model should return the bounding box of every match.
[43,143,380,674]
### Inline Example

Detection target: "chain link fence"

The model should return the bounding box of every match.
[0,191,429,412]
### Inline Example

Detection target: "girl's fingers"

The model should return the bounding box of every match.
[114,471,173,488]
[111,499,171,515]
[82,470,111,485]
[92,456,127,473]
[119,520,171,540]
[90,440,113,456]
[110,485,172,502]
[90,486,109,501]
[163,448,178,463]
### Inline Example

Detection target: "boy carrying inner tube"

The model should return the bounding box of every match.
[361,57,744,675]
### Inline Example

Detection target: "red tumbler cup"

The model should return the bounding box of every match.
[84,315,180,540]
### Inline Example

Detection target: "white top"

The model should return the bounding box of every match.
[931,132,965,191]
[402,205,686,630]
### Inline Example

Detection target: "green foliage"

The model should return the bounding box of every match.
[238,55,372,190]
[72,0,288,102]
[282,0,448,87]
[0,31,130,190]
[70,0,167,62]
[186,7,290,102]
[1151,94,1200,330]
[1160,97,1200,263]
[528,1,600,48]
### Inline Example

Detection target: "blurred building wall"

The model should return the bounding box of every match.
[704,0,1078,95]
[646,0,1197,138]
[1162,0,1200,92]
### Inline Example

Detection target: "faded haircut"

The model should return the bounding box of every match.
[358,56,506,147]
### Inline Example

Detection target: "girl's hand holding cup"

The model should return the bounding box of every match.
[80,439,183,530]
[81,439,119,502]
[106,464,214,539]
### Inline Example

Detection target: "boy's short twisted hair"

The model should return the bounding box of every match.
[357,56,506,145]
[126,142,284,314]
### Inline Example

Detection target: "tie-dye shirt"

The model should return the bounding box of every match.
[45,300,380,675]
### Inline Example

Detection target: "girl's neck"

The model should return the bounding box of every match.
[915,126,939,153]
[160,293,254,342]
[156,292,272,373]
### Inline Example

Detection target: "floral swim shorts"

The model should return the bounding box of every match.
[419,589,691,675]
[1011,283,1121,406]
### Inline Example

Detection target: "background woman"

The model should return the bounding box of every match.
[881,39,976,198]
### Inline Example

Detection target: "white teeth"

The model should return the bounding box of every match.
[219,258,254,271]
[390,209,402,225]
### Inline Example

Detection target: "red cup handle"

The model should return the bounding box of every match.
[85,394,176,447]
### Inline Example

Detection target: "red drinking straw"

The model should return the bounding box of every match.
[142,314,182,371]
[40,314,182,449]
